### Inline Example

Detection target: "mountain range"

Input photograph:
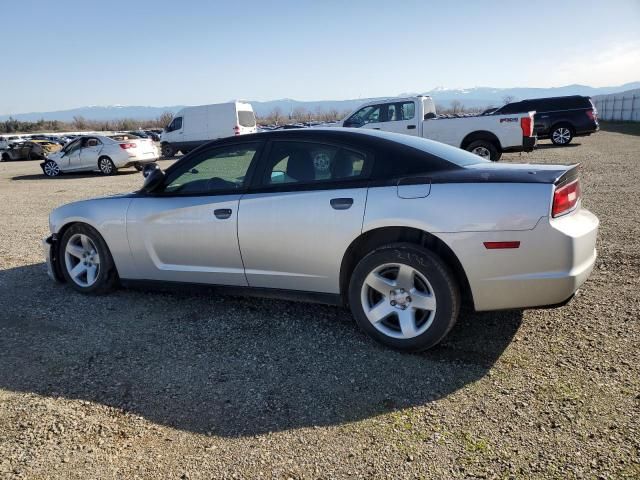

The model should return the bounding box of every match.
[2,82,638,122]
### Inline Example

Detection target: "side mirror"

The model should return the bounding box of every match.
[141,164,165,192]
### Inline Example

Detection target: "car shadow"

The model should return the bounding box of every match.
[535,142,581,149]
[11,170,140,181]
[0,263,523,438]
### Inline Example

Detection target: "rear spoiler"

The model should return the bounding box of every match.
[554,164,580,187]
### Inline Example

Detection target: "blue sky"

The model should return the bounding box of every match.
[1,0,639,114]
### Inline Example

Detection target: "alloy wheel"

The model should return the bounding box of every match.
[471,146,491,159]
[99,158,113,174]
[64,233,101,287]
[360,263,437,339]
[43,161,60,176]
[552,127,571,144]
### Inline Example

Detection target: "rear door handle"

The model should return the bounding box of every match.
[407,125,416,129]
[214,208,232,219]
[330,198,353,210]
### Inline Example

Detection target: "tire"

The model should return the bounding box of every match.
[466,140,501,161]
[59,223,118,294]
[1,153,9,162]
[98,156,116,175]
[348,243,460,352]
[161,144,175,158]
[134,163,144,171]
[43,160,61,177]
[550,124,573,145]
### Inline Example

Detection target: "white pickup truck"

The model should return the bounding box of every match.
[340,96,536,161]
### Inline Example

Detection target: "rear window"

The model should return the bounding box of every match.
[109,134,140,141]
[238,110,256,127]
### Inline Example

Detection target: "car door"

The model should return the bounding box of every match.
[238,139,371,293]
[79,137,103,169]
[60,139,83,170]
[125,141,262,285]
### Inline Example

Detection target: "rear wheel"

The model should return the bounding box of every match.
[466,140,501,161]
[161,143,175,158]
[348,244,460,352]
[1,153,9,162]
[98,156,116,175]
[551,125,573,145]
[59,224,118,294]
[43,160,61,177]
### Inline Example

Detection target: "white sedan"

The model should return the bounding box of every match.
[41,134,159,177]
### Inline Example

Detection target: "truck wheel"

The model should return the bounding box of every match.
[550,125,573,145]
[161,144,175,158]
[466,140,501,161]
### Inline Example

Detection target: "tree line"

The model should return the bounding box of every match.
[0,112,174,134]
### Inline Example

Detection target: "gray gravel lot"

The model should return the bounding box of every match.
[0,131,638,479]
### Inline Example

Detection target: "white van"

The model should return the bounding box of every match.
[160,101,257,157]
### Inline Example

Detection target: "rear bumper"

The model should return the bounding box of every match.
[438,208,599,311]
[503,136,537,153]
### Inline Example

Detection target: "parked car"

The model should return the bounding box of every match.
[160,101,257,158]
[492,96,598,145]
[42,128,598,351]
[1,140,61,161]
[340,96,536,161]
[41,134,159,176]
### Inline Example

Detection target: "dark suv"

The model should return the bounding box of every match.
[494,95,598,145]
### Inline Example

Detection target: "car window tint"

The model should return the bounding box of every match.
[163,143,259,194]
[264,141,366,185]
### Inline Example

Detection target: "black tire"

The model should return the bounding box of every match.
[43,160,62,177]
[98,156,116,175]
[550,124,574,145]
[58,223,118,294]
[348,243,460,352]
[134,163,144,171]
[161,143,175,158]
[1,153,9,162]
[466,140,501,161]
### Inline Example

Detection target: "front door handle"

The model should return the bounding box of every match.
[330,198,353,210]
[407,125,416,129]
[214,208,232,219]
[372,127,380,130]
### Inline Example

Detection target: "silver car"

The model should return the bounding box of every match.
[43,129,599,351]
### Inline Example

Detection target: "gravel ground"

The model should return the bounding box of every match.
[0,131,638,479]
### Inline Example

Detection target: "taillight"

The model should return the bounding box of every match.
[119,143,136,149]
[520,116,533,137]
[586,109,596,121]
[233,125,240,135]
[552,179,581,217]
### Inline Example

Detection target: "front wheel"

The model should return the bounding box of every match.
[43,160,61,177]
[59,224,118,294]
[98,157,116,175]
[348,244,460,352]
[466,140,501,161]
[161,144,175,158]
[551,125,573,145]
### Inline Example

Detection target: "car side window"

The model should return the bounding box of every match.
[163,143,259,195]
[166,116,182,132]
[263,141,367,186]
[345,105,381,126]
[400,101,415,120]
[65,140,83,155]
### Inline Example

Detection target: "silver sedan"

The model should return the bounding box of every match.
[43,129,599,351]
